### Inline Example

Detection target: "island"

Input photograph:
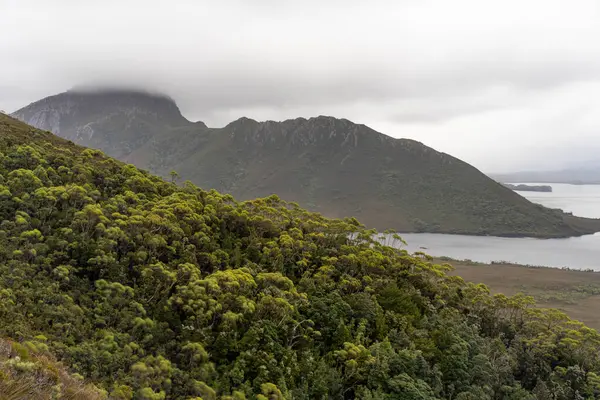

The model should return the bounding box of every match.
[502,183,553,192]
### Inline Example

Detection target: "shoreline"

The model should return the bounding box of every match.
[392,220,600,239]
[434,256,598,273]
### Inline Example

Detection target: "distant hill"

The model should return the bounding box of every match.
[491,169,600,185]
[13,90,600,237]
[502,183,552,192]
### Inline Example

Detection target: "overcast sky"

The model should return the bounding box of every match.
[1,0,599,172]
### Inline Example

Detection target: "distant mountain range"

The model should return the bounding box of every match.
[12,89,600,237]
[491,169,600,185]
[501,183,553,193]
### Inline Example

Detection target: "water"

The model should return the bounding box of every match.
[397,183,600,270]
[399,232,600,270]
[512,183,600,218]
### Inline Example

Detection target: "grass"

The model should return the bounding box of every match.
[0,338,105,400]
[440,257,600,330]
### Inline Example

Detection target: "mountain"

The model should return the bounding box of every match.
[13,90,600,238]
[3,112,600,398]
[491,168,600,185]
[11,89,199,159]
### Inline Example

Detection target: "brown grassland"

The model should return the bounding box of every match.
[443,258,600,330]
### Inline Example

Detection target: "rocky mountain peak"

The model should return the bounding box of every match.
[11,89,197,159]
[12,89,192,134]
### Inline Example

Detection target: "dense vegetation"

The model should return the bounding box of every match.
[14,90,600,238]
[4,114,600,399]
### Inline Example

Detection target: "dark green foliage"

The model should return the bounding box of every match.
[13,91,600,238]
[3,114,600,399]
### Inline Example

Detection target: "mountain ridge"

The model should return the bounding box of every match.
[12,89,600,238]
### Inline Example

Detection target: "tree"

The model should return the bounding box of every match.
[170,170,180,183]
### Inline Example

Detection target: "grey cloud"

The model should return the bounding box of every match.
[1,0,600,172]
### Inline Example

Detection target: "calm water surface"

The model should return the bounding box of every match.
[399,232,600,270]
[398,183,600,270]
[514,183,600,218]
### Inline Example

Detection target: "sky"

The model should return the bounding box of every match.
[1,0,599,173]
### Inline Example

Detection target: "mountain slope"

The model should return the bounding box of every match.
[4,112,600,398]
[13,90,600,237]
[158,116,600,237]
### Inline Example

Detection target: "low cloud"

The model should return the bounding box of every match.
[1,0,599,172]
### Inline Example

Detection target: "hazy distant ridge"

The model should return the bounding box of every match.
[491,169,600,185]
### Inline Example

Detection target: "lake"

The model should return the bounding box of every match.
[514,183,600,218]
[397,183,600,270]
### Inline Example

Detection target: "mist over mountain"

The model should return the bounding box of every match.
[13,89,600,237]
[11,89,199,160]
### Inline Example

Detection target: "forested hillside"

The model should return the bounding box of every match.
[3,113,600,399]
[14,90,600,238]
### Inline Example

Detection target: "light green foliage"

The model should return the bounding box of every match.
[3,114,600,399]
